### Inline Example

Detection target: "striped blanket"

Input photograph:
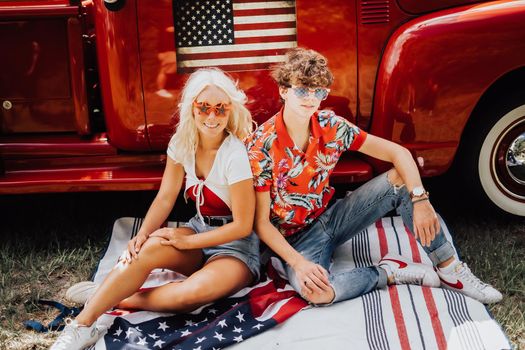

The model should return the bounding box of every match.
[91,216,511,350]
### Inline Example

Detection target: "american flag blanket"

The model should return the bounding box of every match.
[90,216,511,350]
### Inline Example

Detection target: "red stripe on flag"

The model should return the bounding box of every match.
[234,21,296,31]
[248,281,280,298]
[249,290,307,321]
[233,7,295,17]
[376,221,411,350]
[178,48,290,61]
[271,297,308,323]
[404,226,447,350]
[178,62,278,73]
[233,0,287,3]
[236,35,296,44]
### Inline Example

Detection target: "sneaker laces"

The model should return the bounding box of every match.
[455,262,487,290]
[394,270,425,285]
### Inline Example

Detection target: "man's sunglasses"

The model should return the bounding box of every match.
[193,101,231,117]
[290,85,330,101]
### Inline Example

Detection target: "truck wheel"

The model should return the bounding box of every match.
[465,95,525,216]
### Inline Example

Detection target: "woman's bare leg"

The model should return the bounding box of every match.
[118,256,252,313]
[76,234,203,326]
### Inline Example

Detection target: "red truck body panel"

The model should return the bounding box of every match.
[372,0,525,175]
[0,0,524,217]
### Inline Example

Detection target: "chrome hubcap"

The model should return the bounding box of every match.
[493,118,525,199]
[506,132,525,185]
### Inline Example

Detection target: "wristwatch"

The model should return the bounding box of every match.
[410,186,429,199]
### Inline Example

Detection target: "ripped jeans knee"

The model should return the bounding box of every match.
[386,168,405,194]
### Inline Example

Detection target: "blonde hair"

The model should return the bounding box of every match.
[170,68,253,164]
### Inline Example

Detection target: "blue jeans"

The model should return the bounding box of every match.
[284,171,455,303]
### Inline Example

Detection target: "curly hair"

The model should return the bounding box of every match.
[271,48,334,88]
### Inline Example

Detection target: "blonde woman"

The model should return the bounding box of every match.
[50,68,259,350]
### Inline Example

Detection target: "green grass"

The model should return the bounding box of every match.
[0,190,523,349]
[448,215,524,349]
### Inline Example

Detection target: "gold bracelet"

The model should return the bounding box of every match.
[412,197,429,204]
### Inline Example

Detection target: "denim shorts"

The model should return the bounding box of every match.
[185,215,261,281]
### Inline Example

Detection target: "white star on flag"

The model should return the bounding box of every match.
[195,336,207,344]
[235,311,245,323]
[193,346,202,350]
[185,320,195,326]
[148,333,159,339]
[154,339,166,348]
[181,329,192,336]
[217,319,228,328]
[233,335,243,343]
[137,337,148,346]
[208,308,218,314]
[125,328,133,339]
[113,327,122,336]
[233,326,243,334]
[252,323,264,330]
[158,321,169,331]
[213,331,225,341]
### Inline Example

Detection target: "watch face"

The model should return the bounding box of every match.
[413,187,424,196]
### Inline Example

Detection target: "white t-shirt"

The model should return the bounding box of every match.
[167,133,253,220]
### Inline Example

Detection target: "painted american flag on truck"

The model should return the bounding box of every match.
[173,0,297,72]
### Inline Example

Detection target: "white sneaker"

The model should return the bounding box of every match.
[65,281,98,305]
[437,260,503,304]
[49,319,101,350]
[379,253,440,287]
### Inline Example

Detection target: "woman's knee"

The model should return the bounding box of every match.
[139,236,176,255]
[136,237,179,266]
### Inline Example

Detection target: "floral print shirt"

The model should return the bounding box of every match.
[245,108,367,237]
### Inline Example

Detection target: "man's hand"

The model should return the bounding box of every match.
[291,257,332,296]
[413,199,440,247]
[150,227,196,250]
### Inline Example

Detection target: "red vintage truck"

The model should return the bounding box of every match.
[1,0,524,217]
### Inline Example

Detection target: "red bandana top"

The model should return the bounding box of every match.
[186,181,231,216]
[245,109,367,237]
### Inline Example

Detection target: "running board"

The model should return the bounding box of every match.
[0,152,373,194]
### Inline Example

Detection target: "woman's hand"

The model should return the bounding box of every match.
[121,233,149,264]
[291,257,332,296]
[149,227,196,250]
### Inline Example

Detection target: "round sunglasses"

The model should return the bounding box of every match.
[193,101,232,117]
[290,85,330,101]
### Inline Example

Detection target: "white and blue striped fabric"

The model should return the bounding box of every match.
[90,216,511,350]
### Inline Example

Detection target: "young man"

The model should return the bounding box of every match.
[245,48,502,305]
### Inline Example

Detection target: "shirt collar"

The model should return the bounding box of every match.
[275,107,294,149]
[275,108,322,148]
